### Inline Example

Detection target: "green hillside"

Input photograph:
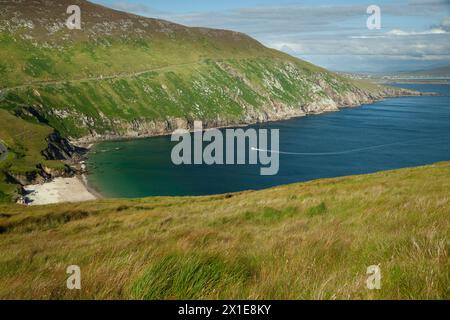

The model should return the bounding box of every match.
[0,162,448,299]
[0,0,391,140]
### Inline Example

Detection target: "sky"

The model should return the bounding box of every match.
[92,0,450,73]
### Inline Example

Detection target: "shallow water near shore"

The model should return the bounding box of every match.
[87,83,450,198]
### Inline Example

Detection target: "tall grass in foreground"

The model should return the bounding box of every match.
[0,163,448,299]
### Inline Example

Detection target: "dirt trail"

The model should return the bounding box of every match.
[0,61,204,92]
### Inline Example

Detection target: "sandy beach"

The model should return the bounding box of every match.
[23,176,97,206]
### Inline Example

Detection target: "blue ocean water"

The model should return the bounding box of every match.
[87,84,450,198]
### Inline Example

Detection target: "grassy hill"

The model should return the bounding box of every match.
[0,162,448,299]
[0,0,394,141]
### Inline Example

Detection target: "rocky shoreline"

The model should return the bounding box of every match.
[71,86,426,147]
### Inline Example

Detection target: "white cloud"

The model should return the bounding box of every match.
[349,35,387,39]
[386,28,447,36]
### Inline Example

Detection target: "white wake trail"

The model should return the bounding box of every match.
[251,138,446,156]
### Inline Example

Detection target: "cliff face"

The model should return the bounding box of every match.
[70,79,422,144]
[42,132,88,161]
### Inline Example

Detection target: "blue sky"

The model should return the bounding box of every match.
[92,0,450,72]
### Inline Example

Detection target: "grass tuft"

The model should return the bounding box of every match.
[130,253,255,299]
[306,202,327,217]
[243,206,298,222]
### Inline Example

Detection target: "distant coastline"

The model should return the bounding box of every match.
[378,79,450,85]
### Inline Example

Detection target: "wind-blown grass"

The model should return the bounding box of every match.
[130,253,256,300]
[0,162,448,299]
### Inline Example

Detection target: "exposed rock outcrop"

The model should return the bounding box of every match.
[42,131,88,162]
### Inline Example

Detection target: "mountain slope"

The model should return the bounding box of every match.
[0,0,415,141]
[399,66,450,78]
[0,0,272,87]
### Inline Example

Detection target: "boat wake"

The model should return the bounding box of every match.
[251,137,449,156]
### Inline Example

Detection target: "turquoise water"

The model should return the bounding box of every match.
[87,84,450,198]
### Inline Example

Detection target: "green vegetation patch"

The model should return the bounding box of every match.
[130,253,256,299]
[24,55,55,78]
[243,206,299,223]
[306,202,328,217]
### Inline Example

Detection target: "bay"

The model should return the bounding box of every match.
[87,84,450,198]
